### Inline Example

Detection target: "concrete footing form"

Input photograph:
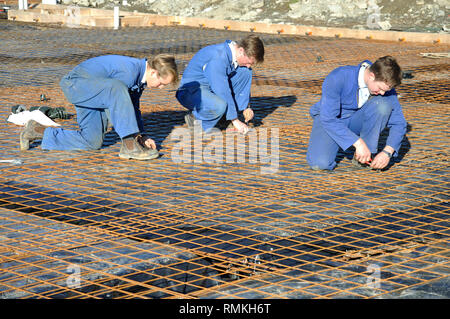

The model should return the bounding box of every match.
[0,6,449,299]
[7,4,450,44]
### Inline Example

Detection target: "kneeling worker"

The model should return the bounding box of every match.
[176,34,264,134]
[306,56,407,171]
[20,54,178,160]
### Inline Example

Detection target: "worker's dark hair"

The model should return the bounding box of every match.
[237,34,265,64]
[369,56,402,88]
[148,54,179,84]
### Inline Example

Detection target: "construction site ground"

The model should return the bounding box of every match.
[0,19,449,299]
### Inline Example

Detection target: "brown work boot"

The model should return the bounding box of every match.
[119,135,159,160]
[20,120,46,150]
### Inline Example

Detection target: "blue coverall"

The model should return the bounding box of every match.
[307,60,407,170]
[175,40,252,132]
[41,55,147,151]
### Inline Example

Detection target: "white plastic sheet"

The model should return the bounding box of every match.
[7,110,60,127]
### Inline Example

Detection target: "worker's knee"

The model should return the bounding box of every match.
[307,155,336,171]
[81,133,104,150]
[309,161,334,171]
[202,94,227,118]
[214,98,227,117]
[372,97,393,117]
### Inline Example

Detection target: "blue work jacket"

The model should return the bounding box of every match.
[310,60,407,155]
[76,55,147,131]
[179,40,248,120]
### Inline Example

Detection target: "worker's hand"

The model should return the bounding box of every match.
[139,134,157,150]
[353,138,372,164]
[231,119,249,135]
[243,108,254,123]
[144,138,157,150]
[370,146,394,170]
[370,152,390,170]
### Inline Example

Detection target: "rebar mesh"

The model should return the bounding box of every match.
[0,20,448,299]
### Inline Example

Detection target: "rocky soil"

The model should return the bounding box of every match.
[60,0,448,33]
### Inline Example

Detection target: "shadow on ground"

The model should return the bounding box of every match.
[102,94,297,150]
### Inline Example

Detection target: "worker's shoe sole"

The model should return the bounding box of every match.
[118,149,160,160]
[184,112,195,128]
[20,120,45,151]
[19,131,30,151]
[119,135,160,160]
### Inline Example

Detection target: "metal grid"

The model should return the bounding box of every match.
[0,20,449,299]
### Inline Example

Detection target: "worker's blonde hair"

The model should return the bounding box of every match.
[148,54,179,84]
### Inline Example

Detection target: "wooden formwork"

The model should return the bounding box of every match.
[7,3,450,44]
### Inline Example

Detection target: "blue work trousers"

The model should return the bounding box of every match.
[307,95,395,170]
[41,66,140,151]
[175,67,251,132]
